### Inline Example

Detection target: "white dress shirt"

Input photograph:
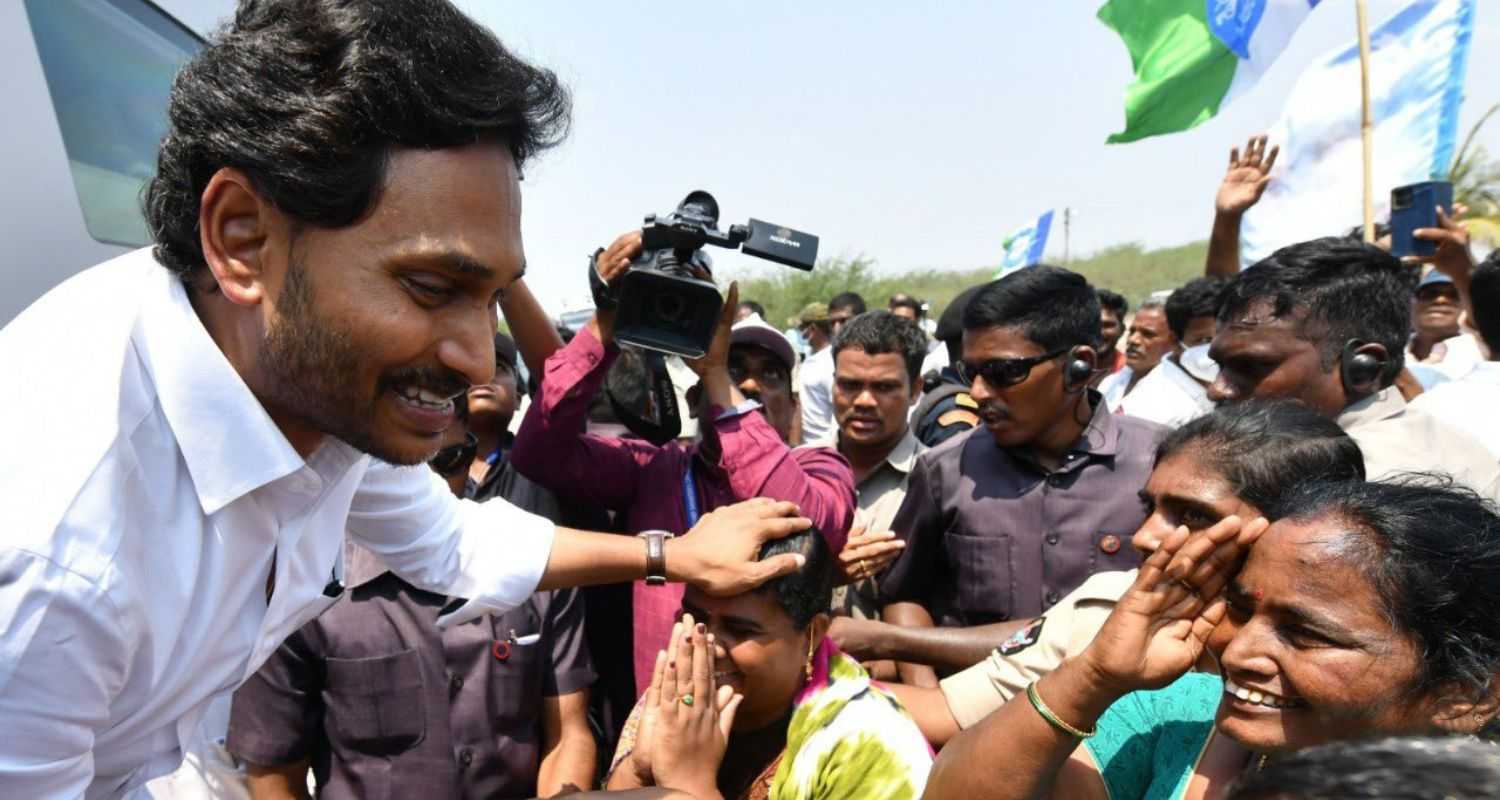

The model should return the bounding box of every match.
[0,249,556,798]
[1118,354,1214,429]
[799,345,836,443]
[1411,361,1500,461]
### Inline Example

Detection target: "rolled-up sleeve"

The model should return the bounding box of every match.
[348,462,555,626]
[0,549,131,797]
[713,410,856,552]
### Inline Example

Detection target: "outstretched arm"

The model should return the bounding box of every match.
[1206,135,1278,277]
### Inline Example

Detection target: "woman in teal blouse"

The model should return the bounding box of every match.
[926,478,1500,800]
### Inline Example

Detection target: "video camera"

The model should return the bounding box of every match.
[607,191,819,358]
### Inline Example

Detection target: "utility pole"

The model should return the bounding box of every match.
[1063,207,1072,266]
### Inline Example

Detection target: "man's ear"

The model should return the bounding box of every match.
[198,167,287,306]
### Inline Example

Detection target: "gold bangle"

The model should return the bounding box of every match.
[1026,681,1096,739]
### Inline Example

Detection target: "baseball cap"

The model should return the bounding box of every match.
[798,302,830,326]
[730,314,797,372]
[1418,268,1455,289]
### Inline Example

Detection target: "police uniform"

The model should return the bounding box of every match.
[912,367,980,447]
[937,570,1135,728]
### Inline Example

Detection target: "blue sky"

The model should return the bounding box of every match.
[173,2,1500,314]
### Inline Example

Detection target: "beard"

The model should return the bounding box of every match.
[255,259,425,465]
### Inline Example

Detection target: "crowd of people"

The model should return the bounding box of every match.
[6,2,1500,799]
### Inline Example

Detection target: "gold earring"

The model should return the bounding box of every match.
[804,644,816,681]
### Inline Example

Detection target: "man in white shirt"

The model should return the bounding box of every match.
[1207,237,1500,497]
[1117,277,1225,428]
[0,3,807,797]
[1413,254,1500,460]
[797,302,837,442]
[1098,298,1178,409]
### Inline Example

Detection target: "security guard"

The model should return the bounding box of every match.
[912,284,986,446]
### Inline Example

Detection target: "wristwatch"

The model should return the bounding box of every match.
[638,530,674,586]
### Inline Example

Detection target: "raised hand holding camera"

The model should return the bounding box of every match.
[606,190,818,359]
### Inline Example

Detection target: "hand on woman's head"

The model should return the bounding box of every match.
[1080,514,1269,695]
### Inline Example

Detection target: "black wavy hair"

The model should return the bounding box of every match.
[1470,251,1500,354]
[832,310,931,386]
[1218,237,1415,379]
[1155,399,1364,518]
[1097,288,1129,318]
[146,0,570,280]
[829,292,867,316]
[1279,477,1500,703]
[1165,277,1227,342]
[753,529,835,630]
[962,265,1101,350]
[1228,736,1500,800]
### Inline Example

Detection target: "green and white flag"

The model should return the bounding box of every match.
[1099,0,1321,143]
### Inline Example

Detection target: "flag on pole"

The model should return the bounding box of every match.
[996,210,1054,277]
[1241,0,1475,263]
[1099,0,1320,144]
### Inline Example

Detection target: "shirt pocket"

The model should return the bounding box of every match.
[323,648,427,755]
[1088,530,1143,573]
[945,532,1013,624]
[487,628,545,734]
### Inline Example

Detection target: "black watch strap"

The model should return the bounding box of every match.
[589,248,619,311]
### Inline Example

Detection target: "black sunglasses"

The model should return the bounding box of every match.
[957,349,1068,389]
[428,432,478,477]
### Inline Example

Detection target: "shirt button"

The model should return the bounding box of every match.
[458,748,473,767]
[1044,590,1060,606]
[450,674,464,691]
[1045,533,1060,546]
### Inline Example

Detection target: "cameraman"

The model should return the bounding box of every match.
[511,230,857,694]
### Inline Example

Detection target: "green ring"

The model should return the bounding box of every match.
[680,694,695,707]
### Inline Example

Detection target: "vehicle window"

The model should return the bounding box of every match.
[24,0,200,247]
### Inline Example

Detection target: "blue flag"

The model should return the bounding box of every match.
[997,210,1054,277]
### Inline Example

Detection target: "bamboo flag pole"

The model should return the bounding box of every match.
[1357,0,1375,242]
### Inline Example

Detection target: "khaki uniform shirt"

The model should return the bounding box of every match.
[815,430,926,617]
[1338,386,1500,502]
[937,570,1135,729]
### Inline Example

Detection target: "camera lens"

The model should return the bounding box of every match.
[654,292,685,324]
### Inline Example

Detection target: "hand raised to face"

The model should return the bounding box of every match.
[1079,514,1270,695]
[649,613,744,798]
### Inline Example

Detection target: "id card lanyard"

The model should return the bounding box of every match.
[682,465,701,528]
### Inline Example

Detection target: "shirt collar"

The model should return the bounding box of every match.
[344,540,392,589]
[135,259,305,515]
[882,428,923,474]
[1336,386,1407,431]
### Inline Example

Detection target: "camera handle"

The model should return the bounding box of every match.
[588,248,618,311]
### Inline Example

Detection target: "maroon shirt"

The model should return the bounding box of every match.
[880,400,1163,628]
[510,327,856,693]
[226,543,594,799]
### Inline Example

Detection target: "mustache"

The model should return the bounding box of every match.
[380,366,469,400]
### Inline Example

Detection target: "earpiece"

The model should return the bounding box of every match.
[1339,339,1386,394]
[1064,349,1095,391]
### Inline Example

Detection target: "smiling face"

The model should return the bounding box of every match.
[680,587,825,733]
[1125,306,1178,375]
[1413,281,1461,341]
[1207,515,1443,753]
[1132,451,1258,556]
[1207,301,1347,418]
[249,143,523,465]
[833,348,918,452]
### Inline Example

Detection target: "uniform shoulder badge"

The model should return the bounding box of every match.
[997,616,1046,656]
[954,393,979,410]
[937,409,980,428]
